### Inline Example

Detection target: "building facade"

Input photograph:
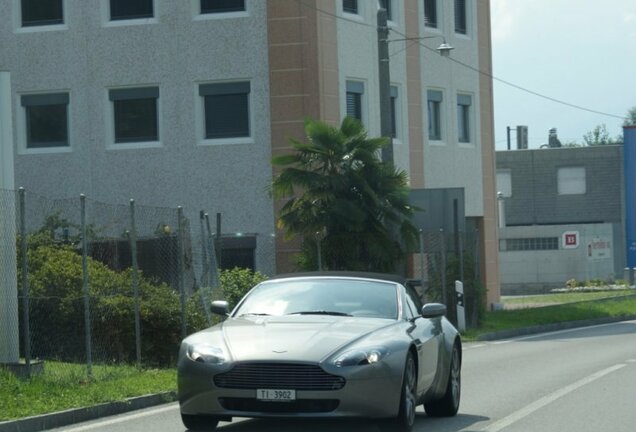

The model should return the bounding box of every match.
[1,0,500,305]
[496,145,624,293]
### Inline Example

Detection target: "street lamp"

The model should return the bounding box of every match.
[387,35,455,57]
[377,8,454,163]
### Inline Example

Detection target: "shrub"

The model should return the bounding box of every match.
[19,238,207,367]
[219,267,268,310]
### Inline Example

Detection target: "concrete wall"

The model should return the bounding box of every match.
[499,223,618,294]
[419,0,484,218]
[497,146,623,225]
[0,0,276,274]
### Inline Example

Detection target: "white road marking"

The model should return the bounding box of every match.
[58,403,179,432]
[464,344,487,350]
[478,363,626,432]
[484,320,636,345]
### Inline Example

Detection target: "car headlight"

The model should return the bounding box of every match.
[186,344,227,364]
[334,347,389,367]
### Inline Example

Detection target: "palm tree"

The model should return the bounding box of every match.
[271,117,417,273]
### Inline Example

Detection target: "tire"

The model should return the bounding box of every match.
[181,414,220,431]
[424,342,461,417]
[385,352,418,432]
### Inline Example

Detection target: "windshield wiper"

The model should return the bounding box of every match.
[238,312,271,317]
[287,310,352,317]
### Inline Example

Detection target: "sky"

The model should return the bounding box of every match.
[490,0,636,150]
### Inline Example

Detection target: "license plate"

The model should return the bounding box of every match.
[256,389,296,401]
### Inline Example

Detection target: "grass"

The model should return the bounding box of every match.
[463,294,636,340]
[502,289,633,305]
[0,362,175,421]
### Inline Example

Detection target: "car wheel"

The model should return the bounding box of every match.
[387,352,417,432]
[424,342,461,417]
[181,414,219,431]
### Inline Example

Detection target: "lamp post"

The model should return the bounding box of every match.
[377,9,454,163]
[377,8,393,163]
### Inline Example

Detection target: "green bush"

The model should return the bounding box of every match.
[20,239,207,367]
[219,267,268,310]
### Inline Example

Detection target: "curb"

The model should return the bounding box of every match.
[476,315,636,341]
[0,391,177,432]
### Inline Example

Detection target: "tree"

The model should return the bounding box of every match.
[582,124,622,146]
[624,106,636,127]
[271,117,418,273]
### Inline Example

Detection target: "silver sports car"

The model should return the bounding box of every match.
[177,273,461,431]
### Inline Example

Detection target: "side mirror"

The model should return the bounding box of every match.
[421,303,447,319]
[210,300,230,316]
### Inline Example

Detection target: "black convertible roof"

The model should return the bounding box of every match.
[269,271,407,286]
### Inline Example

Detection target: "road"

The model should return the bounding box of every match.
[51,320,636,432]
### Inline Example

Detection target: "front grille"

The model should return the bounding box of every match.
[219,397,339,413]
[214,362,346,391]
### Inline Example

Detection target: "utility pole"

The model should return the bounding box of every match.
[377,8,393,164]
[0,71,20,364]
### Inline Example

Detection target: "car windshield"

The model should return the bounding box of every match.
[234,278,398,319]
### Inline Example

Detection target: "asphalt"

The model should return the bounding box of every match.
[2,314,636,432]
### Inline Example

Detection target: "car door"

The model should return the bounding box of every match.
[402,286,442,393]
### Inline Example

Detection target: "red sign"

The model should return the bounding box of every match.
[562,231,579,249]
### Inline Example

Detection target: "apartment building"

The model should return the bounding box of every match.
[0,0,500,305]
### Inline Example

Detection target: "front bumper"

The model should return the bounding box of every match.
[178,358,403,419]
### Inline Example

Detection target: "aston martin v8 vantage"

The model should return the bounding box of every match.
[177,273,461,431]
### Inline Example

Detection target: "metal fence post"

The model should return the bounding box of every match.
[199,211,209,288]
[80,194,92,377]
[19,188,31,377]
[440,229,447,307]
[177,207,187,339]
[419,229,425,300]
[459,232,465,283]
[316,232,323,271]
[128,199,142,367]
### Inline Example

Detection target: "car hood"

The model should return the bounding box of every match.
[218,315,394,362]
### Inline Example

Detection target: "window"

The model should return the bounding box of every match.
[200,82,250,139]
[427,90,443,141]
[21,0,63,27]
[454,0,467,34]
[200,0,245,14]
[379,0,392,21]
[109,0,153,20]
[390,86,398,139]
[496,170,512,197]
[424,0,437,28]
[558,167,586,195]
[346,81,364,122]
[217,236,256,271]
[501,238,559,252]
[109,87,159,143]
[343,0,358,14]
[457,94,471,143]
[21,93,69,149]
[406,286,423,313]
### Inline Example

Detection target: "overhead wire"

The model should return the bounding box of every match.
[292,0,627,122]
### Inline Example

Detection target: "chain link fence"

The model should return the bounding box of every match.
[1,186,484,381]
[0,188,227,380]
[411,229,484,328]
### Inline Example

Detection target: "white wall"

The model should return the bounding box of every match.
[499,224,617,294]
[420,0,484,217]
